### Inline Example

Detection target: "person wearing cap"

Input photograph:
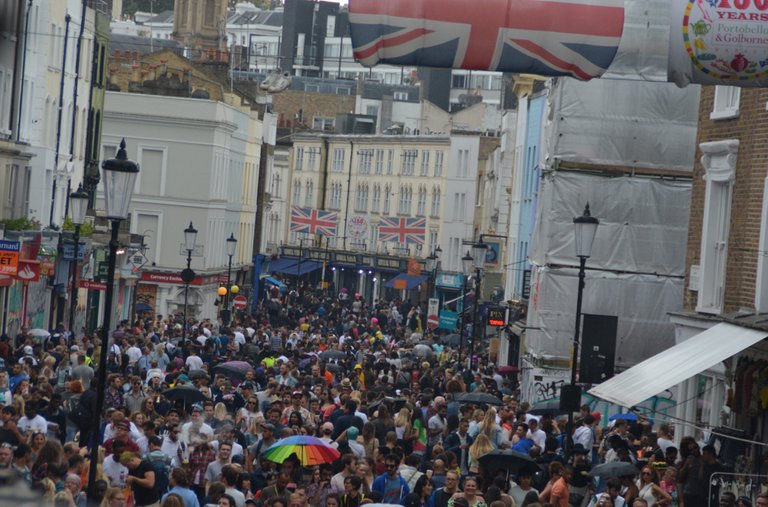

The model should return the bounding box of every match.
[105,419,140,455]
[247,421,277,473]
[341,426,365,459]
[182,403,215,445]
[282,391,314,431]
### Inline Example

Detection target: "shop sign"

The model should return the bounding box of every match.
[376,257,401,270]
[436,272,464,289]
[439,310,459,330]
[79,280,107,291]
[0,240,20,276]
[308,249,329,261]
[333,252,358,266]
[359,255,375,268]
[16,260,41,283]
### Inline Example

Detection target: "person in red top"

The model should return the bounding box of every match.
[549,464,572,507]
[104,421,139,455]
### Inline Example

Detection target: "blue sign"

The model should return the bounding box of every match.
[438,310,459,330]
[436,272,464,289]
[0,240,20,252]
[62,242,86,261]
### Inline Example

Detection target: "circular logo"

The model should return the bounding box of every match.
[683,0,768,80]
[347,216,369,239]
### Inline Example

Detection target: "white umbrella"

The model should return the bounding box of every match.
[28,329,50,338]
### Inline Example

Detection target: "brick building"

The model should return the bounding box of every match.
[590,86,768,450]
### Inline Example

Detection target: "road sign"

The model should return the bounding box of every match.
[0,240,20,276]
[438,310,459,330]
[427,297,439,330]
[233,295,247,310]
[130,251,148,270]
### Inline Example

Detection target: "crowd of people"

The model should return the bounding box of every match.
[0,283,759,507]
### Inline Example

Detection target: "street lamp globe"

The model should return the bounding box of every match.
[69,185,89,226]
[471,241,488,270]
[425,253,437,272]
[184,222,198,252]
[218,287,227,297]
[573,203,600,258]
[230,285,239,294]
[101,139,139,220]
[462,251,474,277]
[226,233,237,257]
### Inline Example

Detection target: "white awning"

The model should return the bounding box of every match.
[588,322,767,408]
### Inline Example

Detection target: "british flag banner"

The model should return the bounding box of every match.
[290,207,339,237]
[379,216,426,245]
[349,0,624,80]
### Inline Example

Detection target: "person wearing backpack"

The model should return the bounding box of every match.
[143,435,173,495]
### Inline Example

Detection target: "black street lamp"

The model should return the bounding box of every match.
[223,233,237,325]
[468,240,488,371]
[425,245,442,298]
[87,139,139,502]
[181,222,198,344]
[67,185,88,340]
[563,203,599,452]
[459,251,474,364]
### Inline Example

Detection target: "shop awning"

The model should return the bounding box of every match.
[262,276,286,287]
[269,259,322,276]
[266,258,298,273]
[588,322,767,408]
[384,273,428,290]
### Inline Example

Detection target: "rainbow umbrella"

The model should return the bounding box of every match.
[263,435,341,466]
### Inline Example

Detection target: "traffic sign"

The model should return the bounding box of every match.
[233,295,247,310]
[427,297,439,330]
[438,310,459,330]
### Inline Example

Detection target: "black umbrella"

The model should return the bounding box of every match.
[162,386,207,406]
[528,399,568,417]
[588,461,639,478]
[188,369,209,381]
[369,397,407,412]
[320,350,346,360]
[325,363,342,373]
[213,361,252,380]
[454,392,503,406]
[478,449,537,473]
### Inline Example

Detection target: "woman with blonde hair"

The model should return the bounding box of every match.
[360,421,378,458]
[211,402,230,430]
[394,408,412,442]
[468,433,494,475]
[40,355,57,381]
[478,408,502,448]
[99,487,127,507]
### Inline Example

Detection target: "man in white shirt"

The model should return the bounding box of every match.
[181,405,214,445]
[657,423,675,453]
[102,441,130,489]
[185,349,204,370]
[527,418,547,449]
[573,414,596,457]
[125,340,142,365]
[17,406,47,434]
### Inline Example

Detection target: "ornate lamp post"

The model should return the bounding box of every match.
[468,240,488,371]
[459,251,474,363]
[223,233,237,325]
[563,203,600,452]
[67,185,88,339]
[86,139,139,502]
[181,222,198,344]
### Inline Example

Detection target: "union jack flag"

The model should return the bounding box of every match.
[349,0,624,80]
[379,216,426,245]
[290,207,339,237]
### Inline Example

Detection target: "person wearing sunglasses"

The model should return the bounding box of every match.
[636,466,672,506]
[371,454,410,505]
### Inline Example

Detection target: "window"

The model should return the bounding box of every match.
[0,67,9,134]
[420,151,430,176]
[383,184,392,214]
[387,150,394,175]
[3,164,31,219]
[355,183,369,211]
[139,147,165,196]
[372,184,381,213]
[711,86,740,120]
[457,149,470,178]
[313,116,335,131]
[399,186,413,214]
[429,230,438,255]
[452,74,468,88]
[375,149,384,174]
[295,147,304,171]
[330,182,342,209]
[304,180,314,206]
[402,150,417,175]
[434,151,444,177]
[305,84,319,93]
[333,148,345,172]
[292,179,301,205]
[272,173,282,199]
[394,91,408,101]
[307,148,317,170]
[358,149,373,174]
[696,139,738,314]
[417,186,427,216]
[431,186,441,217]
[367,105,379,117]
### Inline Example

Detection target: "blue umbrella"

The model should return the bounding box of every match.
[609,413,654,424]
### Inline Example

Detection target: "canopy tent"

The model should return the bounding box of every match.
[383,273,428,290]
[588,323,767,408]
[266,258,298,273]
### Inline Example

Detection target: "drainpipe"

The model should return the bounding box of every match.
[49,14,71,227]
[15,0,33,141]
[69,0,88,158]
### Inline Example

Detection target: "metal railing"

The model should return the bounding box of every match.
[708,472,767,506]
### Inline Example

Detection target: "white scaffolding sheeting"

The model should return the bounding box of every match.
[547,78,700,171]
[526,266,684,367]
[529,171,692,276]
